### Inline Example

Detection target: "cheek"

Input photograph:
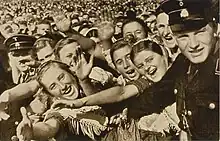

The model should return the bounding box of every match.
[176,39,188,51]
[116,64,123,71]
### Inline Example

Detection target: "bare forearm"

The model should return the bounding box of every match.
[0,80,40,103]
[78,85,139,106]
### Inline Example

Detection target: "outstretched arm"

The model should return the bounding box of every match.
[52,84,139,109]
[16,107,60,141]
[0,80,40,103]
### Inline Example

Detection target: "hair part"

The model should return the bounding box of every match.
[131,39,163,61]
[110,39,131,64]
[122,18,150,37]
[54,37,78,58]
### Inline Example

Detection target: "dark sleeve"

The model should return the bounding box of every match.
[127,72,176,118]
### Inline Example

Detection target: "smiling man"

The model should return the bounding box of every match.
[110,39,140,82]
[155,9,180,62]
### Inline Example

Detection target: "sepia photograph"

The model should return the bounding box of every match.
[0,0,219,140]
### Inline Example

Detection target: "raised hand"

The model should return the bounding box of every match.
[108,108,128,127]
[74,47,94,81]
[97,8,115,41]
[16,107,33,141]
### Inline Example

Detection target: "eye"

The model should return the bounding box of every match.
[49,83,56,90]
[125,54,131,60]
[45,53,53,58]
[177,34,188,40]
[135,30,142,34]
[58,73,65,81]
[195,27,206,35]
[146,57,154,63]
[157,24,165,29]
[137,64,144,69]
[116,59,122,65]
[66,53,73,58]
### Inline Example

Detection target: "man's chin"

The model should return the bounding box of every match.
[189,56,207,64]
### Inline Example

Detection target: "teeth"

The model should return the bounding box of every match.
[64,86,71,95]
[148,67,157,75]
[127,69,134,74]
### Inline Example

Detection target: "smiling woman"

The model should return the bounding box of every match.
[37,60,80,100]
[131,39,169,82]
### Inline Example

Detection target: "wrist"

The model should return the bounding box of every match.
[79,77,90,83]
[0,91,10,103]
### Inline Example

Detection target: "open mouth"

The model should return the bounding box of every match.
[148,67,157,76]
[126,69,135,75]
[164,35,173,41]
[63,86,72,95]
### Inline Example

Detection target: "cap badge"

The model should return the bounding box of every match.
[180,9,189,18]
[13,37,18,41]
[179,1,184,7]
[15,42,20,47]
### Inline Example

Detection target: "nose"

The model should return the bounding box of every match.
[123,59,129,69]
[164,26,169,36]
[57,81,66,90]
[189,34,199,49]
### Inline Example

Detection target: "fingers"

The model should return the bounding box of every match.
[11,135,19,141]
[88,54,94,66]
[0,111,10,121]
[20,107,30,122]
[121,108,128,122]
[100,7,114,23]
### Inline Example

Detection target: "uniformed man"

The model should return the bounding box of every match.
[4,34,38,84]
[159,0,219,140]
[0,34,38,141]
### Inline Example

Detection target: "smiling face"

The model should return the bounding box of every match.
[156,12,176,49]
[10,49,36,72]
[174,23,216,64]
[41,65,79,100]
[58,42,78,67]
[133,50,168,82]
[123,21,146,42]
[113,45,140,81]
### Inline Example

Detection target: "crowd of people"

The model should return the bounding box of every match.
[0,0,219,141]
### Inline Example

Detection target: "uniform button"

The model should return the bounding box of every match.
[15,121,19,125]
[187,110,192,116]
[209,103,215,109]
[28,112,31,116]
[174,89,178,94]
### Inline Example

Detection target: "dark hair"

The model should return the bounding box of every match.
[54,37,78,58]
[122,18,149,37]
[37,19,51,26]
[155,6,164,17]
[110,38,131,64]
[34,37,56,52]
[131,39,163,61]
